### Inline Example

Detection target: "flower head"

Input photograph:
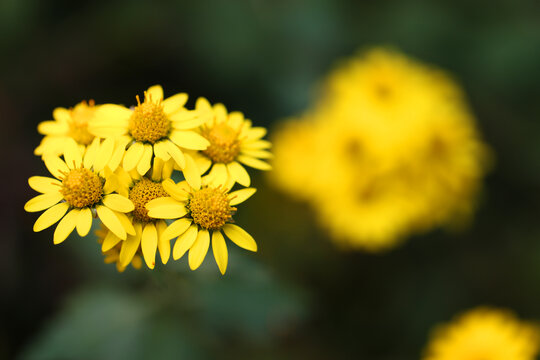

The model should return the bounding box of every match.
[189,97,271,188]
[89,85,209,189]
[423,307,540,360]
[145,178,257,274]
[25,141,135,244]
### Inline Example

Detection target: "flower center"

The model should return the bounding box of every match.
[128,94,171,144]
[202,123,240,163]
[68,100,96,145]
[61,168,104,208]
[188,186,235,230]
[129,178,168,222]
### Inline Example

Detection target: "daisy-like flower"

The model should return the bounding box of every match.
[89,85,209,189]
[145,178,258,274]
[96,225,143,272]
[423,307,540,360]
[99,158,177,270]
[35,100,99,157]
[189,97,271,188]
[24,141,135,244]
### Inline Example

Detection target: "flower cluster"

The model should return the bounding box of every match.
[270,48,492,251]
[25,85,271,274]
[423,307,540,360]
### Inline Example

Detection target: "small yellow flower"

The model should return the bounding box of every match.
[89,85,209,189]
[423,307,540,360]
[189,97,271,188]
[98,159,178,270]
[145,178,258,274]
[35,100,99,157]
[24,141,135,244]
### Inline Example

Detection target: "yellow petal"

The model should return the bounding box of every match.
[102,231,122,251]
[96,205,126,240]
[246,127,267,140]
[90,104,131,130]
[102,194,134,213]
[209,163,228,186]
[162,178,189,201]
[169,131,210,150]
[147,85,163,102]
[28,176,61,194]
[183,154,201,190]
[147,200,187,219]
[53,209,79,244]
[76,207,93,236]
[163,93,188,114]
[156,220,170,264]
[213,103,228,123]
[37,120,68,135]
[93,137,115,172]
[212,230,228,275]
[136,144,153,175]
[195,97,212,112]
[33,202,69,232]
[229,188,257,206]
[188,229,210,270]
[227,161,250,187]
[44,156,70,179]
[64,138,83,169]
[172,224,198,260]
[108,136,131,172]
[141,223,158,269]
[223,224,257,252]
[228,111,244,129]
[123,142,145,172]
[146,196,180,209]
[171,116,206,130]
[24,192,63,212]
[161,218,192,242]
[52,107,71,123]
[119,223,142,267]
[153,141,171,161]
[114,211,136,236]
[165,140,185,169]
[241,149,273,159]
[194,154,212,175]
[83,137,101,169]
[241,140,272,150]
[236,155,272,171]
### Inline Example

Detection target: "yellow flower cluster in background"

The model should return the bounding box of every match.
[25,85,271,274]
[270,48,492,251]
[423,307,540,360]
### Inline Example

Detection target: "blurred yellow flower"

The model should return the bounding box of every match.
[96,225,143,272]
[146,178,258,274]
[35,100,99,157]
[270,47,491,251]
[423,307,540,360]
[189,97,272,189]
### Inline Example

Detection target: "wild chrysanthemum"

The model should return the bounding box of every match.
[24,141,135,244]
[145,178,257,274]
[423,307,540,360]
[98,159,177,270]
[188,97,271,188]
[89,85,209,189]
[34,100,99,157]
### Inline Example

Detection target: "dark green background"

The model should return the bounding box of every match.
[2,0,540,359]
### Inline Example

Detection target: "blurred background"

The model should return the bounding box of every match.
[2,0,540,359]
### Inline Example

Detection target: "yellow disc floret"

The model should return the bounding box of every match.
[129,178,168,222]
[202,123,241,163]
[129,94,171,144]
[61,168,104,208]
[68,100,96,145]
[188,186,235,230]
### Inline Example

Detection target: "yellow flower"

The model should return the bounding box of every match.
[89,85,209,189]
[96,225,142,272]
[145,178,258,274]
[189,97,271,188]
[423,307,540,360]
[24,141,135,244]
[98,159,178,270]
[35,100,99,157]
